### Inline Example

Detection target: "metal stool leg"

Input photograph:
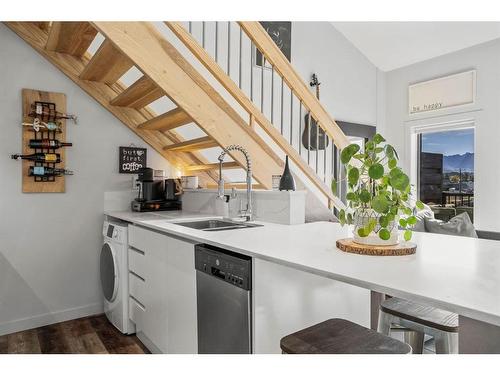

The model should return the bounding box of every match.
[404,331,425,354]
[377,310,392,336]
[434,332,459,354]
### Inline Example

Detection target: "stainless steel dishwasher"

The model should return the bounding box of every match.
[195,244,252,354]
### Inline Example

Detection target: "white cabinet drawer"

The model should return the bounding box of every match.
[128,271,147,305]
[129,296,145,326]
[128,246,146,278]
[128,225,166,253]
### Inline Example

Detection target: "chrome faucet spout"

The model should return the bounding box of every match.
[217,145,253,221]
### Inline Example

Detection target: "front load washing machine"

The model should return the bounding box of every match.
[101,218,135,334]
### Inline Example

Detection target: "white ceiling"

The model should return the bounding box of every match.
[331,22,500,71]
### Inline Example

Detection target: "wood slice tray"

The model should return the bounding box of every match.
[336,238,417,256]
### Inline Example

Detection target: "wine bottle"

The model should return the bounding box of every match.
[29,104,77,123]
[28,166,73,177]
[28,139,72,149]
[10,153,61,163]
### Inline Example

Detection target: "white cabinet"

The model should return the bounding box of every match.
[253,258,370,354]
[128,225,198,354]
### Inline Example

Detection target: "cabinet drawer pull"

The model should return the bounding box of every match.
[129,270,145,282]
[129,295,145,310]
[129,246,145,255]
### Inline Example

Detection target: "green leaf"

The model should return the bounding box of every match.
[358,228,368,237]
[368,218,377,232]
[348,167,360,186]
[359,189,371,203]
[379,215,389,228]
[353,154,366,160]
[407,216,417,225]
[339,209,346,225]
[388,158,397,169]
[390,170,410,191]
[399,218,407,228]
[374,147,384,153]
[347,213,353,225]
[340,144,361,164]
[373,133,386,144]
[372,195,390,214]
[379,228,391,241]
[404,230,412,241]
[403,207,412,215]
[331,178,338,196]
[416,200,425,210]
[365,141,374,152]
[385,144,394,159]
[368,163,384,180]
[346,192,357,201]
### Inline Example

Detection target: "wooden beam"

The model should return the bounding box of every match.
[238,21,350,150]
[166,22,342,208]
[92,22,283,189]
[80,39,133,84]
[137,107,192,131]
[4,22,217,187]
[34,22,51,32]
[46,22,97,57]
[110,75,164,108]
[163,136,218,152]
[185,162,240,172]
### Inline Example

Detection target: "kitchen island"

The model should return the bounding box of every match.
[106,210,500,353]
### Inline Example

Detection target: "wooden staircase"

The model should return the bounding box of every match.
[5,21,350,209]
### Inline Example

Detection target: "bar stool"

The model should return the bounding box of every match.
[377,297,459,354]
[280,318,412,354]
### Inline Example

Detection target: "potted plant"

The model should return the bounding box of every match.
[332,133,424,246]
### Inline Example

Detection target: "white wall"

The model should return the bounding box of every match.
[0,23,171,335]
[380,39,500,231]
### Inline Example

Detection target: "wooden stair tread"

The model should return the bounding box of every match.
[110,76,164,108]
[164,136,217,152]
[185,162,240,172]
[137,107,192,131]
[381,297,459,332]
[280,318,412,354]
[80,39,133,84]
[46,22,97,57]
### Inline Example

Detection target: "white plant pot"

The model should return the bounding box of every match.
[352,209,399,246]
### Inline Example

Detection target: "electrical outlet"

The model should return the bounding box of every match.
[132,176,140,191]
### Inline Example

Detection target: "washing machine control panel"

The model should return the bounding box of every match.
[103,221,127,244]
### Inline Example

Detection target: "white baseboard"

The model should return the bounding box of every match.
[0,302,103,336]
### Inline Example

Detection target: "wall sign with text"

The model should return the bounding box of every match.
[119,146,147,174]
[408,70,476,115]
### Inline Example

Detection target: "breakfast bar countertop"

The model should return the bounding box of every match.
[105,210,500,327]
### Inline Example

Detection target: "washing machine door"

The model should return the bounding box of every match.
[100,242,119,302]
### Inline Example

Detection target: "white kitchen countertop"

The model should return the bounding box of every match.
[106,210,500,326]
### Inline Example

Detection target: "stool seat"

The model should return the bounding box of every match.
[280,318,412,354]
[381,297,458,333]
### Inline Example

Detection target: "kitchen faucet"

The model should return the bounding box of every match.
[217,145,253,221]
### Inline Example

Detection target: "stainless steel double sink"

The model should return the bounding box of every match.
[173,219,262,231]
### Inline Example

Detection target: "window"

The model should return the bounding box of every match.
[418,128,474,211]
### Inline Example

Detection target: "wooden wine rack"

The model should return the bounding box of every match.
[21,89,67,193]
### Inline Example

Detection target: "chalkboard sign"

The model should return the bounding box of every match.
[119,146,147,174]
[256,22,291,67]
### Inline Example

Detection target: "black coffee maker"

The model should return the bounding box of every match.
[131,168,182,212]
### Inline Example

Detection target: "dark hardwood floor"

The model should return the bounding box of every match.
[0,314,150,354]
